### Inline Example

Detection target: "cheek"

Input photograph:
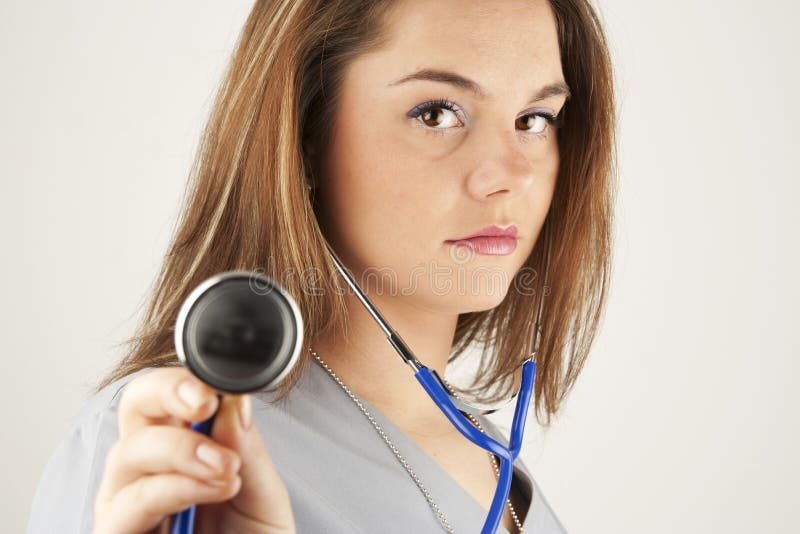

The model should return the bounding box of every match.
[318,118,443,275]
[527,137,560,205]
[543,151,559,201]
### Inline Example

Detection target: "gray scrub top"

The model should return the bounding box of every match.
[28,362,568,533]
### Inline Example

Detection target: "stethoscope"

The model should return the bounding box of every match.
[169,220,551,534]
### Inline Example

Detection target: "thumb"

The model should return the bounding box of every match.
[210,394,295,530]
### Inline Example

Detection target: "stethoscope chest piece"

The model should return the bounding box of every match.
[174,271,304,394]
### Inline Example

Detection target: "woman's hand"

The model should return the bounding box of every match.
[92,367,296,534]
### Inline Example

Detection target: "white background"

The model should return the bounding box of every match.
[2,1,798,533]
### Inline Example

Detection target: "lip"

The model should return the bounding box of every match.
[449,224,519,241]
[446,236,518,256]
[445,224,519,256]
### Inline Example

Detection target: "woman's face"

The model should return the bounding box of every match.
[317,0,568,314]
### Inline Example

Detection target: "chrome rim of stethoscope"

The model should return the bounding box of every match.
[324,216,552,416]
[174,270,305,393]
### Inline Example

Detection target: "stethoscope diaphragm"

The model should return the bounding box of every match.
[174,271,303,394]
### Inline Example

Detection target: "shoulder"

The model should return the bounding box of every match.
[26,367,155,534]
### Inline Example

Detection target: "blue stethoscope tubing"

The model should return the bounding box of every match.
[416,360,536,534]
[170,400,220,534]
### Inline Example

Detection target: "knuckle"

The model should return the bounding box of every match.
[131,426,187,468]
[131,474,175,512]
[105,440,123,468]
[175,377,215,408]
[224,475,242,498]
[117,372,154,413]
[171,476,213,506]
[127,475,150,506]
[122,367,188,405]
[176,429,202,458]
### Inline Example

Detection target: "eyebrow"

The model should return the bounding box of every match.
[387,68,571,103]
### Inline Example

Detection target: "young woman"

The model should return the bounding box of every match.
[28,0,616,532]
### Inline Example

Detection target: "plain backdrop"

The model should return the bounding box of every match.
[2,1,798,533]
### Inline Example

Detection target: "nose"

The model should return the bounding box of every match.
[463,125,535,201]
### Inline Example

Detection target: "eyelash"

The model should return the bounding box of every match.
[407,98,564,140]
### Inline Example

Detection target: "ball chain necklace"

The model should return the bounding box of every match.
[309,347,525,534]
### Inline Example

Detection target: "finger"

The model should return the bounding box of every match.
[95,472,241,534]
[118,367,219,439]
[100,425,242,496]
[209,394,296,529]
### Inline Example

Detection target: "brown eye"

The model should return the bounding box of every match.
[420,107,460,128]
[408,99,463,131]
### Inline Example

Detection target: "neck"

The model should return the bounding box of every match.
[310,290,460,436]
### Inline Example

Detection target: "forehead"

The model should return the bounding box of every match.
[363,0,564,94]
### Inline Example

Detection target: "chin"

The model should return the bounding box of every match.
[461,292,509,313]
[427,287,510,315]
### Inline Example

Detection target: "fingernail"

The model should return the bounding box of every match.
[177,381,206,410]
[238,394,252,431]
[196,443,224,472]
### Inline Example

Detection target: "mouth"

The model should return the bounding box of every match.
[444,235,518,256]
[444,224,519,256]
[449,224,519,241]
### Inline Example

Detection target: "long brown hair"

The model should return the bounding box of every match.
[96,0,617,428]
